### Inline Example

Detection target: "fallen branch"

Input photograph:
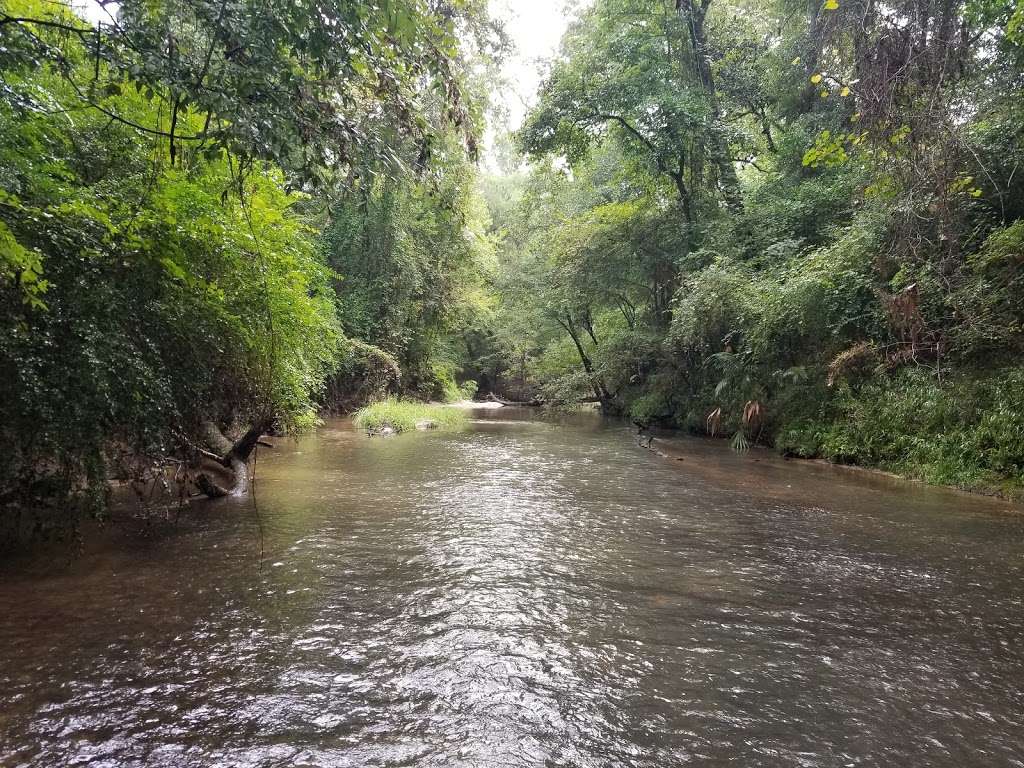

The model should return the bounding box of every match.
[486,392,542,407]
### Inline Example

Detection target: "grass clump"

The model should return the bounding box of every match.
[353,398,468,434]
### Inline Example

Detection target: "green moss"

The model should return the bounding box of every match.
[353,399,468,433]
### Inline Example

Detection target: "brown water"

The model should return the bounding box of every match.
[2,408,1024,767]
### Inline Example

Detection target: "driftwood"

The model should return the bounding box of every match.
[194,417,272,499]
[485,393,542,407]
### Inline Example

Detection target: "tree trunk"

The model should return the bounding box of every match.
[558,315,619,414]
[194,417,272,498]
[677,0,742,211]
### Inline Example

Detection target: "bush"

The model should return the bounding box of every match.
[777,368,1024,493]
[323,340,401,411]
[459,379,479,401]
[629,392,672,424]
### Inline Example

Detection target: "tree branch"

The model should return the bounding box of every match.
[0,15,91,37]
[593,112,657,154]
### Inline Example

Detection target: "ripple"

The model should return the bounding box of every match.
[1,414,1023,766]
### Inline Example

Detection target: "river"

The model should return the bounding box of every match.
[1,408,1023,766]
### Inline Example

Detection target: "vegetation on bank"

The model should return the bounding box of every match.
[466,0,1024,497]
[778,369,1024,496]
[3,0,1024,543]
[0,0,497,539]
[353,400,468,434]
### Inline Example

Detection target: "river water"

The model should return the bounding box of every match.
[2,408,1023,767]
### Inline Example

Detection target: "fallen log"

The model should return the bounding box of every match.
[485,393,542,407]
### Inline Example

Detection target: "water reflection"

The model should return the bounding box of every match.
[1,408,1023,766]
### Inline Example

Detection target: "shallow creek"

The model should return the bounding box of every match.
[1,407,1023,767]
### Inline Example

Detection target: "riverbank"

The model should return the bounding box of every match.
[643,428,1024,508]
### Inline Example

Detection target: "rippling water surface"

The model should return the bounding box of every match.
[2,408,1024,767]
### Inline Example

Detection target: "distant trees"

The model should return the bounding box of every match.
[321,132,495,403]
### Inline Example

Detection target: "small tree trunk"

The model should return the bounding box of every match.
[195,417,272,498]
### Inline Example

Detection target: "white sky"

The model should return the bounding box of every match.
[490,0,580,130]
[74,0,109,24]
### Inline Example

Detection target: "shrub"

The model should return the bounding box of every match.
[323,340,401,411]
[629,392,672,424]
[459,380,480,400]
[776,368,1024,493]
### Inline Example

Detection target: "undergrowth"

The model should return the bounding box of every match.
[776,368,1024,496]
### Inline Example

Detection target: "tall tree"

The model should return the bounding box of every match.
[519,0,749,225]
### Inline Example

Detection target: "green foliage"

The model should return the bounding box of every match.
[0,68,343,513]
[353,399,468,434]
[0,0,493,533]
[0,0,492,187]
[322,133,495,403]
[803,131,846,168]
[324,339,402,412]
[519,0,742,211]
[946,220,1024,360]
[1012,2,1024,41]
[479,0,1024,492]
[629,392,672,425]
[779,369,1024,493]
[4,0,1024,530]
[458,379,479,401]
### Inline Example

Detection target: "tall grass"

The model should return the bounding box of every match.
[353,398,468,433]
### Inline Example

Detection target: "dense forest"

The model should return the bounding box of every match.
[0,0,499,537]
[2,0,1024,541]
[476,0,1024,494]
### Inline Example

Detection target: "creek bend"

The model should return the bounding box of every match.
[1,407,1023,767]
